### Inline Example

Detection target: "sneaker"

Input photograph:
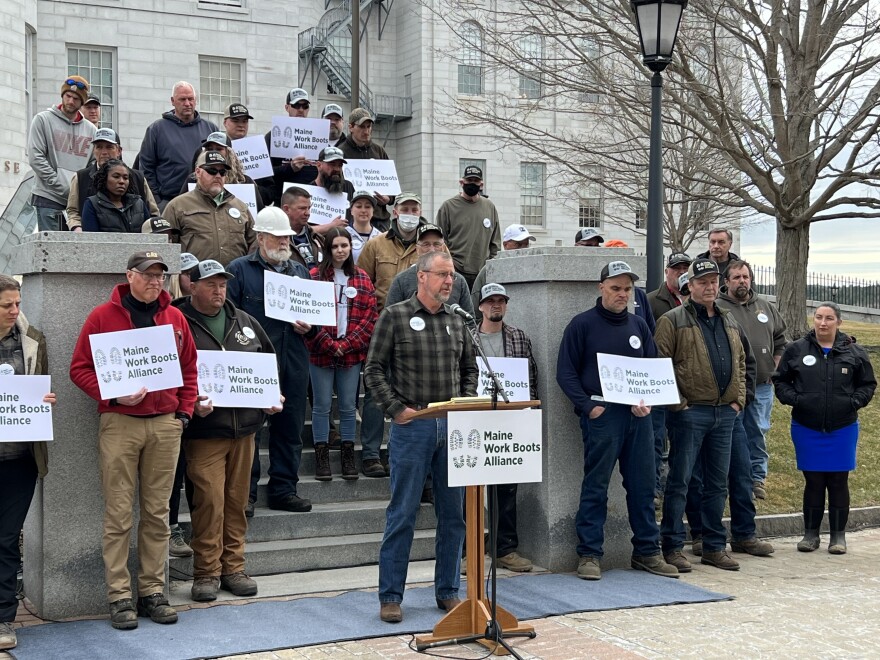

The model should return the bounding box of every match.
[169,525,193,558]
[0,622,17,650]
[577,556,601,580]
[314,443,331,481]
[730,538,775,556]
[362,458,386,478]
[497,551,533,572]
[631,554,679,578]
[691,536,703,557]
[220,572,258,597]
[245,499,255,519]
[269,494,312,512]
[341,441,359,480]
[191,577,220,602]
[753,481,767,500]
[136,593,178,624]
[109,598,138,631]
[701,550,740,571]
[380,602,402,623]
[663,550,693,573]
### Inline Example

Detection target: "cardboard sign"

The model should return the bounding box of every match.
[476,357,530,402]
[282,182,348,225]
[0,375,53,442]
[263,270,337,325]
[343,160,402,195]
[197,351,281,409]
[232,135,273,179]
[187,183,257,221]
[269,117,330,159]
[596,353,681,406]
[448,409,542,487]
[89,325,183,399]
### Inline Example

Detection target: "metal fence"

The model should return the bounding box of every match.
[752,265,880,310]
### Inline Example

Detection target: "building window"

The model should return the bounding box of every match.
[25,25,36,127]
[67,46,115,128]
[518,34,543,99]
[579,198,603,228]
[458,22,484,95]
[199,57,244,126]
[578,36,602,104]
[635,206,647,230]
[519,163,545,227]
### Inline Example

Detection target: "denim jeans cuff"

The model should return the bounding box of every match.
[379,598,402,604]
[435,591,459,601]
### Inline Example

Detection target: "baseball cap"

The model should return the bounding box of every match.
[85,93,101,106]
[203,131,231,147]
[462,165,483,180]
[127,251,168,272]
[502,224,535,243]
[146,216,173,234]
[348,108,373,126]
[196,151,229,170]
[318,147,347,163]
[190,259,235,282]
[599,260,639,282]
[575,227,604,244]
[286,88,309,106]
[395,192,421,206]
[92,128,120,145]
[351,190,376,206]
[417,224,444,241]
[180,253,200,272]
[687,258,720,282]
[667,252,692,268]
[224,103,253,119]
[322,103,344,119]
[678,272,690,296]
[480,283,509,303]
[253,206,296,236]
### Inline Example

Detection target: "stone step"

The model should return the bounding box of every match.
[169,528,438,578]
[261,445,389,478]
[179,499,435,543]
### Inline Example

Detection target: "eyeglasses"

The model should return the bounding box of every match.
[65,78,87,89]
[293,103,310,109]
[133,271,166,282]
[417,241,445,249]
[426,271,455,280]
[201,168,227,177]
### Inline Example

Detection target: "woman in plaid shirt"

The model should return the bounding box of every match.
[306,228,378,481]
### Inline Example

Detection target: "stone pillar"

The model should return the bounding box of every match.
[480,247,647,572]
[14,232,180,619]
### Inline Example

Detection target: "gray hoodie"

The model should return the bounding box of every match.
[27,105,97,206]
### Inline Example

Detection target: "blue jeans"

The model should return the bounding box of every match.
[359,384,385,461]
[576,404,660,558]
[379,418,464,604]
[662,404,736,554]
[685,411,757,542]
[309,363,362,444]
[650,407,668,496]
[743,383,773,482]
[0,456,37,622]
[33,198,65,231]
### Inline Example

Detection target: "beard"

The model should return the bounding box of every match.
[325,173,344,193]
[329,126,341,140]
[488,312,504,322]
[734,285,749,299]
[265,245,292,262]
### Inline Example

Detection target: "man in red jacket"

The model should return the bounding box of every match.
[70,251,198,631]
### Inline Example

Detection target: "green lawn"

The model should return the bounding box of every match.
[760,320,880,514]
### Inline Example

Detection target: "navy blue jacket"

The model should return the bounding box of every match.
[557,299,657,417]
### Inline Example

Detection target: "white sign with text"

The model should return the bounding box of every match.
[343,160,402,195]
[232,135,273,179]
[269,117,330,159]
[188,183,257,220]
[596,353,681,406]
[476,357,530,402]
[89,325,183,399]
[448,409,542,487]
[0,375,53,442]
[263,270,337,325]
[197,351,281,409]
[282,182,348,225]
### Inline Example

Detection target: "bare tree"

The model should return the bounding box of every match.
[426,0,880,334]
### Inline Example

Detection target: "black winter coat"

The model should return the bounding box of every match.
[773,330,876,432]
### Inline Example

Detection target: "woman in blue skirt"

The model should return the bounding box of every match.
[774,302,876,554]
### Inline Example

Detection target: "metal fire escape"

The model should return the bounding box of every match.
[298,0,412,122]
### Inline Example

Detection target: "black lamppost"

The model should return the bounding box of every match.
[630,0,687,291]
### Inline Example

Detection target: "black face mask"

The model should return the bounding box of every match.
[462,183,481,197]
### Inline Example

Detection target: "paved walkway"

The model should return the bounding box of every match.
[6,529,880,658]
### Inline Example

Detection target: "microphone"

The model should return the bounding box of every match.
[448,304,476,325]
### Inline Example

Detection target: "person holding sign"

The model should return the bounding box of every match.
[281,186,325,270]
[174,260,279,602]
[322,103,347,147]
[69,251,198,630]
[308,147,355,237]
[338,108,394,230]
[556,261,678,582]
[258,88,317,207]
[179,132,265,211]
[365,251,478,624]
[347,190,382,263]
[0,276,55,652]
[305,228,378,481]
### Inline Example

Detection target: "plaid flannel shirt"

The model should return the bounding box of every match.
[501,322,539,401]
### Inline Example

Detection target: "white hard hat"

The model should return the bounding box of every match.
[254,206,295,236]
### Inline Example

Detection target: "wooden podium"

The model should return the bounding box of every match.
[412,400,540,655]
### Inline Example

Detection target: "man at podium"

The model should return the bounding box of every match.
[364,251,478,624]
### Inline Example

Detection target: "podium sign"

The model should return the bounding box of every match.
[447,409,542,487]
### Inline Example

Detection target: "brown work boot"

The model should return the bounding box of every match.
[753,480,767,500]
[497,551,533,572]
[702,550,740,571]
[663,550,692,573]
[314,443,331,481]
[380,602,402,623]
[631,554,679,578]
[690,536,703,556]
[436,597,462,612]
[108,598,138,630]
[730,538,775,556]
[220,572,258,597]
[341,441,358,480]
[577,556,601,580]
[136,593,178,624]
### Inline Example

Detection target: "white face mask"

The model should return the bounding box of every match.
[396,214,420,232]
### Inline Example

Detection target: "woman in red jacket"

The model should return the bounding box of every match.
[306,228,378,481]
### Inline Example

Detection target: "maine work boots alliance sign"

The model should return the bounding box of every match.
[447,409,542,487]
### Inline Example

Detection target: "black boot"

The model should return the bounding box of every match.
[340,441,358,481]
[797,506,823,552]
[314,443,331,481]
[828,507,849,555]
